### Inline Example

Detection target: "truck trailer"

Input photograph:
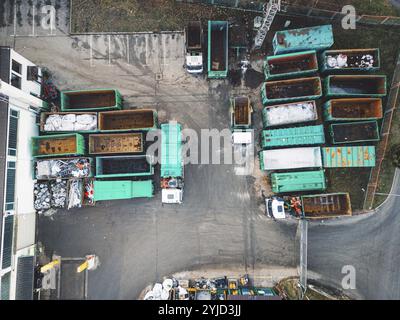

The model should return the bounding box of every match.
[161,123,184,204]
[259,147,322,171]
[98,109,157,132]
[95,155,154,178]
[325,75,387,98]
[271,170,326,193]
[61,89,122,111]
[207,21,229,79]
[185,21,203,74]
[261,125,325,148]
[89,133,143,154]
[301,193,352,219]
[261,77,322,105]
[264,50,319,80]
[329,120,380,144]
[272,25,334,55]
[262,100,317,127]
[324,98,383,121]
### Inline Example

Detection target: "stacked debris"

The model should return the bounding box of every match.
[50,180,68,208]
[34,182,52,212]
[44,114,97,132]
[84,179,95,206]
[68,180,83,209]
[141,274,276,300]
[266,101,316,124]
[36,158,91,180]
[144,278,188,300]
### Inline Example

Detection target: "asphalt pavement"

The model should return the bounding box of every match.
[2,0,400,300]
[308,169,400,299]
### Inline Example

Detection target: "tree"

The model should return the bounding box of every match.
[391,144,400,168]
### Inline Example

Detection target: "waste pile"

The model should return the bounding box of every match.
[34,179,84,213]
[36,158,91,179]
[266,101,316,124]
[50,180,68,208]
[326,53,375,69]
[143,274,278,300]
[144,278,188,300]
[68,180,83,209]
[44,114,97,132]
[34,182,52,213]
[84,179,95,206]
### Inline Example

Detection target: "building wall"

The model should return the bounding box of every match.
[0,47,45,300]
[9,49,42,97]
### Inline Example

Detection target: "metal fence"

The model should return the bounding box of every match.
[176,0,400,27]
[363,54,400,210]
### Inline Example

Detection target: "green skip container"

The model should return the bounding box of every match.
[264,50,319,80]
[323,98,383,121]
[324,75,387,98]
[320,48,380,73]
[261,77,322,105]
[61,89,122,112]
[272,25,334,55]
[322,146,376,168]
[261,125,325,148]
[95,155,154,178]
[271,170,326,194]
[31,133,86,158]
[329,120,380,144]
[207,21,229,79]
[93,180,154,201]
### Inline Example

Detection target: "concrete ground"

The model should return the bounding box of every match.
[0,1,298,299]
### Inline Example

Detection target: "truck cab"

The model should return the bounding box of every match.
[162,188,183,204]
[265,197,286,219]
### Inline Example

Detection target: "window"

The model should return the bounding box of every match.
[1,272,11,300]
[12,60,22,74]
[5,162,16,211]
[8,110,19,156]
[1,215,14,269]
[11,60,23,89]
[11,73,21,89]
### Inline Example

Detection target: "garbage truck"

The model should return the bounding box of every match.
[230,96,253,145]
[185,21,203,74]
[160,123,184,204]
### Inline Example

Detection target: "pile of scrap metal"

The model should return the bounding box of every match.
[34,179,83,213]
[143,274,280,300]
[35,158,91,179]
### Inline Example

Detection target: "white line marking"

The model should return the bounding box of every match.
[126,35,130,64]
[90,35,94,67]
[145,34,148,66]
[13,1,16,36]
[163,35,167,66]
[32,1,35,36]
[108,34,111,65]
